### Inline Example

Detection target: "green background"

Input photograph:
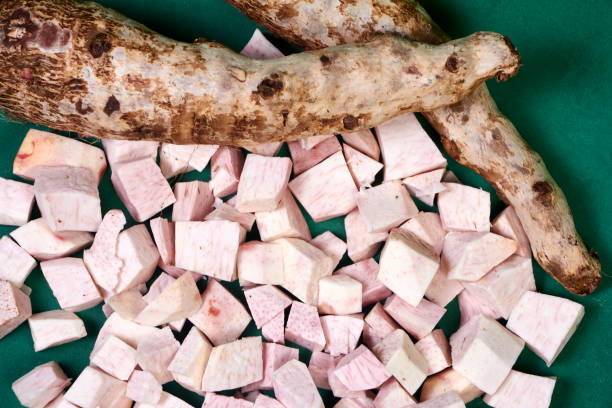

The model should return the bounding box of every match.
[1,0,611,407]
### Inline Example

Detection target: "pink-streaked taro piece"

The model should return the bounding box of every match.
[399,212,446,256]
[115,224,160,294]
[83,210,125,294]
[425,268,464,308]
[126,370,162,404]
[0,236,36,287]
[150,217,175,265]
[207,198,256,231]
[288,136,342,176]
[344,209,388,263]
[244,285,292,328]
[483,370,557,408]
[300,134,333,150]
[442,232,517,281]
[168,326,212,393]
[261,312,285,344]
[136,327,180,384]
[341,129,380,160]
[210,147,245,198]
[462,255,535,319]
[415,329,452,375]
[90,334,137,381]
[111,158,176,223]
[506,291,584,366]
[342,144,383,189]
[450,315,524,394]
[457,290,501,326]
[236,155,292,212]
[328,370,371,399]
[142,273,195,330]
[402,168,446,206]
[28,310,86,352]
[310,231,347,270]
[11,361,70,408]
[0,177,35,226]
[202,337,263,392]
[159,143,218,178]
[336,259,390,306]
[13,129,107,182]
[255,189,311,242]
[175,220,245,281]
[356,181,418,233]
[45,393,78,408]
[289,151,357,222]
[204,393,254,407]
[363,303,399,348]
[94,313,162,350]
[332,345,391,391]
[373,377,417,408]
[142,273,174,304]
[0,280,32,340]
[375,113,447,180]
[334,392,376,408]
[410,392,466,408]
[421,368,483,404]
[40,258,102,312]
[491,206,531,258]
[277,238,333,305]
[189,279,252,346]
[11,218,93,261]
[320,314,364,357]
[378,229,440,307]
[101,139,159,170]
[308,351,339,390]
[273,360,324,408]
[240,28,284,60]
[318,275,362,315]
[285,301,326,352]
[384,296,446,340]
[64,366,131,408]
[437,183,490,233]
[254,394,285,408]
[172,181,214,222]
[243,342,299,391]
[371,329,428,394]
[237,241,284,285]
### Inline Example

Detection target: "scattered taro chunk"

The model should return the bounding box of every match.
[109,288,147,321]
[437,183,490,232]
[137,392,191,408]
[210,147,245,197]
[90,334,137,381]
[64,366,131,408]
[11,362,70,408]
[491,206,531,258]
[13,129,107,182]
[288,136,342,175]
[410,391,466,408]
[136,327,180,384]
[318,275,362,315]
[0,177,35,226]
[159,143,218,178]
[0,236,36,287]
[111,158,176,222]
[341,129,380,160]
[240,28,284,60]
[289,151,358,222]
[95,313,162,350]
[363,303,399,348]
[320,314,364,356]
[261,312,285,344]
[378,229,440,307]
[384,296,446,340]
[457,290,501,326]
[172,181,214,222]
[344,209,388,263]
[244,285,292,328]
[285,301,326,352]
[273,360,324,408]
[115,224,160,293]
[0,280,32,339]
[40,258,102,312]
[371,329,428,395]
[204,393,254,407]
[373,377,417,408]
[424,268,464,308]
[243,342,299,391]
[308,351,339,390]
[375,113,446,180]
[336,258,391,306]
[126,370,162,405]
[237,241,284,285]
[45,393,78,408]
[168,326,212,393]
[342,144,383,189]
[189,279,251,346]
[399,212,446,256]
[236,155,292,212]
[206,198,256,231]
[255,189,311,242]
[277,238,333,305]
[254,394,285,408]
[332,345,391,391]
[101,139,159,170]
[420,368,483,404]
[10,218,93,261]
[506,291,584,366]
[415,329,452,375]
[356,181,418,232]
[150,217,175,265]
[402,168,446,206]
[450,315,524,394]
[28,310,87,352]
[462,255,535,319]
[442,231,517,281]
[310,231,347,270]
[175,220,245,281]
[202,337,264,392]
[483,370,557,408]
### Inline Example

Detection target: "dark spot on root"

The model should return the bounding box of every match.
[275,4,299,20]
[461,114,469,123]
[133,125,164,140]
[75,100,93,115]
[343,115,358,130]
[491,128,502,140]
[405,65,422,75]
[532,181,554,208]
[2,8,39,48]
[281,109,289,127]
[103,95,120,116]
[89,33,112,58]
[38,23,58,49]
[445,54,461,73]
[320,55,331,66]
[20,69,32,80]
[590,249,599,260]
[256,75,283,99]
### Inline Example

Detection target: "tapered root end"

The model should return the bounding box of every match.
[539,251,602,296]
[495,35,522,81]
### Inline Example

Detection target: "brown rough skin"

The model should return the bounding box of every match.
[225,0,601,294]
[0,0,520,146]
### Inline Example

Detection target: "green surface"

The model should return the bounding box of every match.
[1,0,611,407]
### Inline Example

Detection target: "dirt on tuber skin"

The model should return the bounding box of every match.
[225,0,601,295]
[0,0,519,147]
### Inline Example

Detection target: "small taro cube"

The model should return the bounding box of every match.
[318,275,362,315]
[202,337,263,392]
[491,206,531,258]
[483,370,557,408]
[172,181,214,222]
[458,290,501,326]
[126,370,162,404]
[94,313,161,350]
[356,181,418,232]
[64,366,130,408]
[342,129,380,160]
[90,334,137,381]
[136,327,180,384]
[236,154,292,212]
[424,268,464,308]
[402,168,446,206]
[168,326,212,392]
[363,303,399,348]
[273,360,324,408]
[332,345,391,391]
[245,285,292,328]
[115,224,160,293]
[421,368,483,404]
[437,183,490,232]
[0,235,36,287]
[101,139,159,170]
[320,314,364,357]
[285,301,326,352]
[237,241,284,285]
[206,199,256,231]
[415,329,452,375]
[262,312,285,344]
[12,362,70,408]
[384,296,446,340]
[0,177,34,226]
[159,143,218,178]
[336,258,391,306]
[288,136,341,175]
[28,310,86,352]
[255,189,311,242]
[210,147,245,198]
[344,209,388,263]
[342,144,383,188]
[373,378,416,408]
[308,351,339,390]
[399,211,446,256]
[40,257,102,312]
[310,231,347,269]
[243,342,299,391]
